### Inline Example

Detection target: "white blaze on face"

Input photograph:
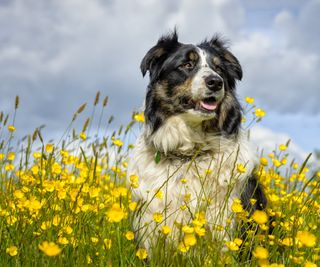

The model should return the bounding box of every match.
[191,48,214,98]
[191,48,223,99]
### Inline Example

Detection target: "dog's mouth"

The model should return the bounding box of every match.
[185,97,218,114]
[196,97,218,113]
[181,96,220,115]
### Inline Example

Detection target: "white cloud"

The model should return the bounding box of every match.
[235,31,320,113]
[249,125,310,163]
[234,1,320,114]
[0,0,247,136]
[274,0,320,53]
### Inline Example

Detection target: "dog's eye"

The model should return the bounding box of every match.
[180,61,194,70]
[215,66,222,73]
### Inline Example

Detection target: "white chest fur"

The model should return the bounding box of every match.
[127,115,257,247]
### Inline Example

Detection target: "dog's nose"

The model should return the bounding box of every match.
[205,75,223,92]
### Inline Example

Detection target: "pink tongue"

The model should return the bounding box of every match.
[200,101,217,111]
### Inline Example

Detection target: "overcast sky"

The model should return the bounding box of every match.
[0,0,319,161]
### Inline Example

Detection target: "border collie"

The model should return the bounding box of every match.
[128,30,266,249]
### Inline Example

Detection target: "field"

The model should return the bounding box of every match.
[0,93,319,266]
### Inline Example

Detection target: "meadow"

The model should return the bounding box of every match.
[0,93,319,266]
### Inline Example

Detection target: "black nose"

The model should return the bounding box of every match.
[205,75,223,92]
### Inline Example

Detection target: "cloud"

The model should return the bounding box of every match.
[233,0,320,114]
[274,0,320,53]
[249,125,310,163]
[234,31,319,113]
[0,0,246,137]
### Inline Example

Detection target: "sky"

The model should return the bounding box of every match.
[0,0,319,162]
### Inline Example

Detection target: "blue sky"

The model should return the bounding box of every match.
[0,0,319,161]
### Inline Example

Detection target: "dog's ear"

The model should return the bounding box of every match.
[140,30,179,78]
[209,36,242,88]
[222,50,242,81]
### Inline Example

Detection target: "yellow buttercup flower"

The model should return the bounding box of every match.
[133,112,145,123]
[63,226,73,235]
[6,246,18,256]
[129,175,138,183]
[280,237,293,247]
[58,237,69,245]
[180,205,187,211]
[279,144,287,151]
[155,190,163,199]
[113,139,123,147]
[107,204,125,223]
[162,225,171,235]
[41,221,52,230]
[184,234,197,247]
[8,125,16,132]
[293,163,299,169]
[254,108,266,118]
[231,199,244,213]
[245,96,254,104]
[253,246,269,260]
[178,242,190,253]
[194,226,206,237]
[7,152,15,161]
[252,210,268,225]
[260,157,268,166]
[128,202,138,211]
[234,238,243,246]
[5,164,15,171]
[272,159,281,167]
[103,239,112,249]
[180,178,188,184]
[225,241,239,251]
[296,231,316,247]
[52,215,61,226]
[250,198,257,205]
[280,157,287,165]
[125,231,134,240]
[304,261,317,267]
[153,212,163,223]
[136,248,148,260]
[80,132,87,140]
[51,162,62,175]
[14,190,24,199]
[237,164,246,174]
[91,237,99,244]
[33,151,42,159]
[192,212,206,227]
[39,241,61,256]
[45,143,54,153]
[182,225,194,234]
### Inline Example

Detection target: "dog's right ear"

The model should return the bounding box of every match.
[140,30,179,77]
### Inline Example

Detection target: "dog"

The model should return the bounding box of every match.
[128,30,267,250]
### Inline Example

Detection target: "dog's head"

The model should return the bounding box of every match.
[141,30,243,137]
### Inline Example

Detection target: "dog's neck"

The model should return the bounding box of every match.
[144,114,238,158]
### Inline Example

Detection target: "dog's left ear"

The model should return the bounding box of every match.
[140,30,180,79]
[209,37,242,86]
[223,50,242,81]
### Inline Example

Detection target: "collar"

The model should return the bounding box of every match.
[155,148,210,164]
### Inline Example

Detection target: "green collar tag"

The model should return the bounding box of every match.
[154,151,161,164]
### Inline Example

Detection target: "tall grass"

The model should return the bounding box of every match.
[0,94,319,267]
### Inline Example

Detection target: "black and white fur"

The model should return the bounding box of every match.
[128,30,266,249]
